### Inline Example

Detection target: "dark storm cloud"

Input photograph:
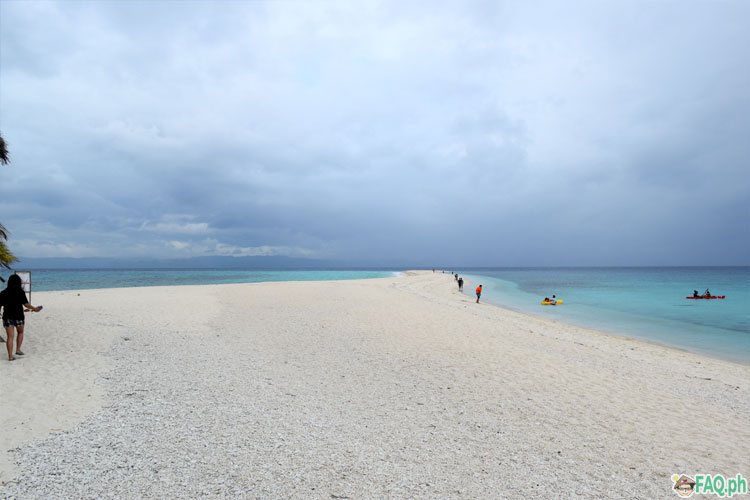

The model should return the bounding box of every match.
[1,0,748,265]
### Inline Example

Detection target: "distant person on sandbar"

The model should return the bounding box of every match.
[1,274,43,361]
[458,277,464,291]
[476,284,482,303]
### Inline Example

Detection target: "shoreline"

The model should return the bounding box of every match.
[457,272,750,366]
[478,293,750,367]
[21,268,748,364]
[1,271,748,498]
[434,271,749,372]
[13,273,750,368]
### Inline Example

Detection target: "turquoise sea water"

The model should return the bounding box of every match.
[12,269,400,293]
[458,267,750,365]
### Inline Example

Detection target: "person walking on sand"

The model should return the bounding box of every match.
[1,274,42,361]
[476,284,482,303]
[458,276,464,291]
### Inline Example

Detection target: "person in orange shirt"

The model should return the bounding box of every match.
[476,284,482,303]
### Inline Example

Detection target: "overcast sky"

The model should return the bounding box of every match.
[1,0,748,266]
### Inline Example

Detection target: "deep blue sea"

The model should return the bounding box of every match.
[457,267,750,365]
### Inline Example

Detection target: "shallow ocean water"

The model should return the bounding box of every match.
[8,268,400,292]
[458,267,750,364]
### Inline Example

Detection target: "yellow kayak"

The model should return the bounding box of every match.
[541,299,563,305]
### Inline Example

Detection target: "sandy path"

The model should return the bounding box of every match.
[1,271,747,498]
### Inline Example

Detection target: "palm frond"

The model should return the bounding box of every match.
[0,133,9,165]
[0,241,17,270]
[0,134,14,268]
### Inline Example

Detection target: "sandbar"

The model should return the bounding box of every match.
[1,271,747,498]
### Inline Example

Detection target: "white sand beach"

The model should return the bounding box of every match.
[1,271,748,498]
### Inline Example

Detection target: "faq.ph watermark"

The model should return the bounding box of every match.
[672,474,748,498]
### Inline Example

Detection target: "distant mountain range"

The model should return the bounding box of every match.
[13,256,411,270]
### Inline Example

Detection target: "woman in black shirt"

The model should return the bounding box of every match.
[1,274,42,361]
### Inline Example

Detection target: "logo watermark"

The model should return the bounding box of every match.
[672,474,747,498]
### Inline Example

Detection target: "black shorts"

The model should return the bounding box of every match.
[3,318,24,328]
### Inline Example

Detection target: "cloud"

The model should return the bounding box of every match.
[140,216,211,235]
[1,0,749,265]
[212,243,314,258]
